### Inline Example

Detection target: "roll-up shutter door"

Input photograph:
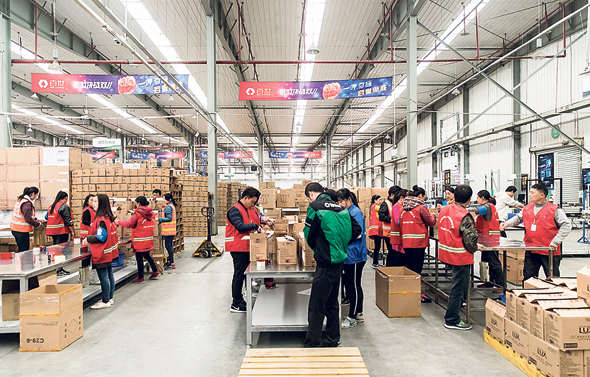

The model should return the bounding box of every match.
[555,147,581,213]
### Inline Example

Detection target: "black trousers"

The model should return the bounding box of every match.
[371,236,383,265]
[405,247,426,275]
[481,250,503,285]
[231,252,250,306]
[12,231,30,252]
[342,262,365,318]
[383,238,396,267]
[51,233,70,245]
[305,264,342,347]
[136,252,157,278]
[523,251,561,280]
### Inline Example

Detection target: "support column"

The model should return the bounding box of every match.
[406,14,418,186]
[188,135,195,174]
[362,147,366,187]
[431,112,438,179]
[380,138,385,188]
[370,142,375,187]
[462,86,470,175]
[120,135,126,163]
[0,1,12,147]
[258,137,264,182]
[207,0,218,235]
[326,133,332,186]
[513,59,522,181]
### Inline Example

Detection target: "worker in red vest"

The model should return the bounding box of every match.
[226,187,274,313]
[501,183,571,279]
[80,194,97,239]
[470,190,502,290]
[378,186,401,266]
[82,194,119,310]
[389,188,409,267]
[369,195,384,268]
[401,185,436,303]
[46,191,75,245]
[117,196,161,283]
[438,185,482,331]
[10,187,44,252]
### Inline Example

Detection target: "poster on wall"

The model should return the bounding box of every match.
[537,153,554,189]
[31,73,189,95]
[239,77,393,101]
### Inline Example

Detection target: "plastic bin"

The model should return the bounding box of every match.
[112,252,125,267]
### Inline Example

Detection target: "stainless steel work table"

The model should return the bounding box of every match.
[423,234,551,324]
[245,261,316,347]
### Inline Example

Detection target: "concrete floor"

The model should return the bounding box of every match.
[1,228,589,376]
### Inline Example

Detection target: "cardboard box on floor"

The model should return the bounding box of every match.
[529,335,584,377]
[505,319,529,359]
[152,254,165,273]
[19,284,83,352]
[485,299,506,343]
[375,267,421,318]
[1,271,57,321]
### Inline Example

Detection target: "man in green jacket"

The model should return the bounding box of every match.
[303,182,362,347]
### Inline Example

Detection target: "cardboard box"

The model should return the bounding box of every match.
[259,182,275,189]
[506,256,525,286]
[529,335,584,377]
[276,236,297,265]
[248,232,274,262]
[259,189,277,208]
[2,280,20,321]
[544,308,590,350]
[505,319,529,359]
[294,231,315,267]
[19,284,83,352]
[506,288,565,323]
[579,267,590,304]
[485,299,506,343]
[531,299,589,340]
[375,267,421,318]
[548,277,577,291]
[277,190,296,208]
[518,291,579,331]
[152,254,165,273]
[525,277,558,289]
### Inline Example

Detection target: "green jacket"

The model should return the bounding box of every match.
[303,193,362,267]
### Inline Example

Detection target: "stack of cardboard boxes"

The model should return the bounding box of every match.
[169,170,184,255]
[217,182,229,225]
[483,269,590,376]
[180,175,209,237]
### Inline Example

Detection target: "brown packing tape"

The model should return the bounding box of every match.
[389,291,422,295]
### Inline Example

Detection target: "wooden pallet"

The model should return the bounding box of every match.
[483,331,544,377]
[238,347,370,376]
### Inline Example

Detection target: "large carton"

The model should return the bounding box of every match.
[529,335,584,377]
[485,299,506,343]
[276,236,298,265]
[517,291,578,331]
[506,288,562,323]
[19,284,83,352]
[371,188,389,199]
[259,189,277,208]
[2,271,57,321]
[577,267,590,303]
[356,188,373,204]
[248,232,275,262]
[525,277,558,289]
[506,256,525,286]
[375,267,421,318]
[294,231,315,267]
[276,190,295,208]
[545,308,590,350]
[548,277,577,291]
[532,299,589,340]
[505,319,529,359]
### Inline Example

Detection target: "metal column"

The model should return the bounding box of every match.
[362,147,366,187]
[431,112,438,178]
[370,142,375,187]
[380,138,385,188]
[258,137,264,182]
[513,59,522,180]
[120,135,126,163]
[188,135,195,173]
[207,0,218,235]
[406,14,418,186]
[0,1,12,147]
[462,86,470,175]
[326,133,332,186]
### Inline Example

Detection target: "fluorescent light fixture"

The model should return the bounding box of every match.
[88,94,157,134]
[353,0,491,136]
[166,136,188,145]
[10,41,61,75]
[12,105,83,134]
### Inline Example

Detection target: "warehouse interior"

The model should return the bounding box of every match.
[1,0,590,376]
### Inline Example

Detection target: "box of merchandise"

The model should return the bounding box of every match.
[517,291,578,331]
[529,335,584,377]
[531,299,589,340]
[276,189,296,208]
[19,284,83,352]
[506,288,567,323]
[505,319,529,359]
[524,277,558,289]
[505,256,525,286]
[276,236,298,265]
[375,267,420,318]
[259,189,277,208]
[247,232,275,262]
[547,277,577,291]
[577,267,590,303]
[485,299,506,343]
[544,308,590,350]
[294,231,315,267]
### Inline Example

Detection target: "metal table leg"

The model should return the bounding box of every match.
[246,273,253,348]
[549,249,554,278]
[435,239,439,305]
[502,250,507,294]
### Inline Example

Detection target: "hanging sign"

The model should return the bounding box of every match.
[92,138,121,150]
[31,73,189,95]
[239,77,393,101]
[199,151,254,159]
[129,152,185,160]
[90,151,116,160]
[268,151,322,159]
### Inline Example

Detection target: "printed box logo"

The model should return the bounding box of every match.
[537,348,547,358]
[512,331,520,340]
[579,326,590,334]
[491,318,497,326]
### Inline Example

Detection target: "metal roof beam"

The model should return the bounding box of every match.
[303,0,426,168]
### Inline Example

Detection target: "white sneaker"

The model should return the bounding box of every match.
[91,301,112,310]
[341,317,357,329]
[109,299,114,305]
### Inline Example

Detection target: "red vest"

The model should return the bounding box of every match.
[46,201,71,236]
[10,198,35,233]
[89,216,119,265]
[401,205,428,248]
[131,211,155,252]
[390,202,403,245]
[368,203,383,238]
[225,203,261,252]
[523,202,561,256]
[438,204,473,266]
[382,200,393,237]
[80,207,95,238]
[475,203,501,236]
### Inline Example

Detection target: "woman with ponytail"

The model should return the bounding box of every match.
[10,187,43,252]
[401,185,436,303]
[471,190,502,290]
[368,195,384,268]
[158,193,177,270]
[45,191,75,245]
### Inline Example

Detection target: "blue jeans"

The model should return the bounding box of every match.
[444,264,471,326]
[96,266,115,303]
[164,236,174,264]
